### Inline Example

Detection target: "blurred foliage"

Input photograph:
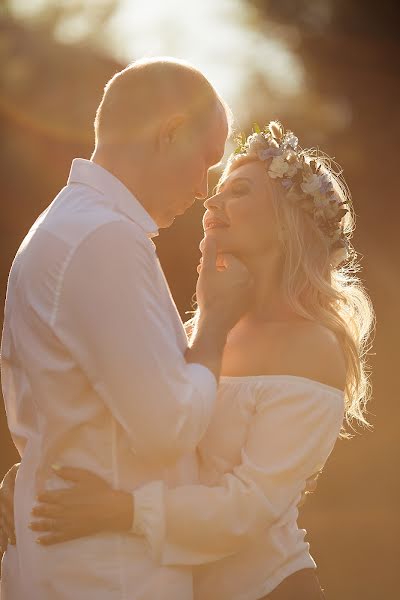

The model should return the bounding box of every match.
[1,1,399,598]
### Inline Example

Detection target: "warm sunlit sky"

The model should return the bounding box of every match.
[9,0,305,123]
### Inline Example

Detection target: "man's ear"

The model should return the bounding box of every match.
[157,114,187,151]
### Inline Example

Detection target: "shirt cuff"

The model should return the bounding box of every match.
[130,480,166,561]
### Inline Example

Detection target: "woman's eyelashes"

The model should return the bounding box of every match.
[230,184,249,196]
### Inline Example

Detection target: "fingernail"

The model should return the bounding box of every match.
[36,539,43,545]
[51,464,62,471]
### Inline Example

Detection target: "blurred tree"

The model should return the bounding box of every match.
[241,2,400,598]
[0,6,123,478]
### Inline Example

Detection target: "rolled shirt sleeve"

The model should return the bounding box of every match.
[132,384,344,564]
[53,220,217,464]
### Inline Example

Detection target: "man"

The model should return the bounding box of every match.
[0,57,251,599]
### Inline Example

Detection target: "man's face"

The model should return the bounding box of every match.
[156,104,229,228]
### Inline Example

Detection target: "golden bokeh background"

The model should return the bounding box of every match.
[1,1,399,598]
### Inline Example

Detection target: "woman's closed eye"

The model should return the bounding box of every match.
[230,184,249,196]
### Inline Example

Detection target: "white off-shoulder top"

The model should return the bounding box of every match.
[132,375,345,600]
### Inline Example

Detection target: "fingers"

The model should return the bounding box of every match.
[36,489,71,504]
[36,532,75,546]
[199,236,217,272]
[222,253,248,276]
[29,518,62,532]
[35,524,101,546]
[31,502,64,518]
[51,466,106,487]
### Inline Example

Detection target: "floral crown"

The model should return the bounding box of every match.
[232,121,352,264]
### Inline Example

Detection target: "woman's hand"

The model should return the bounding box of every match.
[0,462,19,555]
[30,466,133,545]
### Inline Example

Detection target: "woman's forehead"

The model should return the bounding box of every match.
[225,160,267,185]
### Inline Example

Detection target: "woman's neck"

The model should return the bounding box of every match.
[241,250,296,323]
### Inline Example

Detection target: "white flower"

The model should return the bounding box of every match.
[301,173,321,195]
[246,132,265,153]
[286,161,301,177]
[257,147,282,161]
[268,155,290,179]
[284,133,299,149]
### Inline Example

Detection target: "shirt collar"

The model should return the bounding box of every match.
[67,158,159,238]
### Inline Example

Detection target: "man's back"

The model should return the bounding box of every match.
[1,159,216,599]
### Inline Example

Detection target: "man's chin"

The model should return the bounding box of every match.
[158,214,176,229]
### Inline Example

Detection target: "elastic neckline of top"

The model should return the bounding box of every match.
[219,373,344,395]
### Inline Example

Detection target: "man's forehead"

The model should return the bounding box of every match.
[206,108,229,162]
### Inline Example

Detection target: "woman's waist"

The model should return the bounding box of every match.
[193,520,313,589]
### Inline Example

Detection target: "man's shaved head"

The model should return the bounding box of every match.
[94,57,232,146]
[92,57,231,228]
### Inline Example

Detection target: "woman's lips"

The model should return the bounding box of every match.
[203,218,229,231]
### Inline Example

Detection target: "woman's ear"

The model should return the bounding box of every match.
[157,114,187,151]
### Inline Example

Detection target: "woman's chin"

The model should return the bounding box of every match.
[202,231,231,254]
[203,227,229,238]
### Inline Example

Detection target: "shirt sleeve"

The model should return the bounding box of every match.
[131,385,344,564]
[53,220,217,464]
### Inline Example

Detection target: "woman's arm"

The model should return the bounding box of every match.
[30,387,341,557]
[30,466,133,545]
[129,387,343,565]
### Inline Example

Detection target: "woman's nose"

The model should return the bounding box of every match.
[203,190,223,209]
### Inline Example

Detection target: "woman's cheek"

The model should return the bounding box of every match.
[231,198,260,231]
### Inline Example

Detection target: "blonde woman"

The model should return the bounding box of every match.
[0,122,374,599]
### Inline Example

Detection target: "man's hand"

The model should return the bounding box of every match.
[0,462,19,556]
[196,236,253,332]
[186,237,253,378]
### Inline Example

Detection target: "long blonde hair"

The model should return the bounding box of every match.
[214,152,375,434]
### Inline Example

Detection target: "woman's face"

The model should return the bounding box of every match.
[203,161,282,258]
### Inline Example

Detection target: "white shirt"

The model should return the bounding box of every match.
[0,158,217,600]
[132,375,345,599]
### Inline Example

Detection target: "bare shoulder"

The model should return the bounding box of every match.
[278,321,346,390]
[223,318,346,390]
[234,319,347,390]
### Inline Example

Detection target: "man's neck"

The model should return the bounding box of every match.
[91,147,158,223]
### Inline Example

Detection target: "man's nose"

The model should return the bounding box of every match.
[195,171,209,200]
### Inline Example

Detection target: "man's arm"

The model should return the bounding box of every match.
[55,223,250,465]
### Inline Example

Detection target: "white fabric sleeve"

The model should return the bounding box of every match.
[132,386,344,564]
[53,220,217,464]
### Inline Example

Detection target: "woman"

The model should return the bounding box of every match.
[0,121,374,599]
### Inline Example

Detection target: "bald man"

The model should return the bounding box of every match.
[0,58,251,600]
